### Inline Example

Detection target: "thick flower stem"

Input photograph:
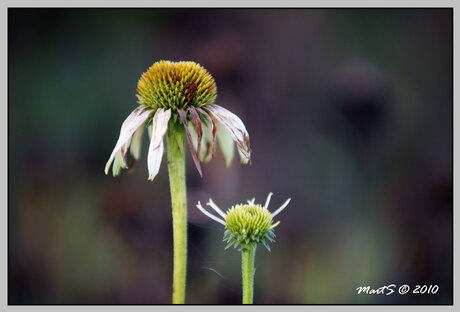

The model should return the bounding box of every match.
[166,125,187,304]
[242,244,257,304]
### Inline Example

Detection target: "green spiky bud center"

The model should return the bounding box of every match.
[224,204,276,251]
[136,60,217,110]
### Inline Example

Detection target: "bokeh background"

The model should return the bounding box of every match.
[8,8,452,304]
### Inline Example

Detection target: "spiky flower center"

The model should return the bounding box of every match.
[136,60,217,110]
[225,204,273,245]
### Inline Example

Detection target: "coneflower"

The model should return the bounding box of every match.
[104,61,251,304]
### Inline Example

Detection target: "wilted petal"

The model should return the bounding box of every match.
[105,106,151,175]
[216,122,235,167]
[200,122,214,163]
[189,122,213,163]
[188,106,203,159]
[147,108,171,181]
[178,109,203,177]
[112,150,126,176]
[129,123,145,168]
[238,149,251,165]
[147,124,152,139]
[207,104,251,161]
[197,107,217,159]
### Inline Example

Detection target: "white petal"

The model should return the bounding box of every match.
[271,198,291,218]
[188,122,198,151]
[196,201,226,225]
[147,141,164,181]
[238,149,250,164]
[147,124,152,140]
[188,123,213,163]
[200,122,214,163]
[147,108,171,181]
[207,199,227,218]
[216,121,235,167]
[130,123,145,160]
[207,104,251,161]
[270,221,281,230]
[197,107,217,161]
[112,150,126,176]
[264,192,274,209]
[247,198,256,205]
[105,106,151,175]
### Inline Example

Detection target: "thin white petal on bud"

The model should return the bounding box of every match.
[270,220,281,229]
[207,199,227,218]
[147,108,171,181]
[207,104,251,161]
[105,106,150,175]
[264,192,274,209]
[196,201,226,225]
[216,122,235,167]
[247,198,256,205]
[271,198,291,218]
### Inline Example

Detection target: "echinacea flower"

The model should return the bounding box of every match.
[104,60,251,180]
[196,193,291,251]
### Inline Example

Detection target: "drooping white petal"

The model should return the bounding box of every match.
[200,122,214,163]
[207,104,251,161]
[216,121,235,167]
[147,108,171,181]
[178,108,203,177]
[188,123,213,163]
[105,106,151,175]
[264,192,274,209]
[188,122,198,149]
[197,107,217,160]
[188,106,203,159]
[147,124,152,140]
[238,149,250,164]
[147,141,164,181]
[196,201,226,225]
[112,150,126,177]
[271,198,291,218]
[207,199,227,218]
[115,139,132,176]
[130,122,145,161]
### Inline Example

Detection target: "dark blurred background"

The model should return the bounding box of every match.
[8,8,452,304]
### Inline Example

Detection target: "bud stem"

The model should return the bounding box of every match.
[242,244,257,304]
[166,124,187,304]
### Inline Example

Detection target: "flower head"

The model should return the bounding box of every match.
[104,60,251,181]
[196,193,291,251]
[136,61,217,110]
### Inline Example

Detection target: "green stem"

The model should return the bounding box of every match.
[242,244,257,304]
[166,125,187,304]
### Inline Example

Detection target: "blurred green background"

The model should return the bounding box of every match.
[8,8,452,304]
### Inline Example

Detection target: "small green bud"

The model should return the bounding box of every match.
[196,193,291,251]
